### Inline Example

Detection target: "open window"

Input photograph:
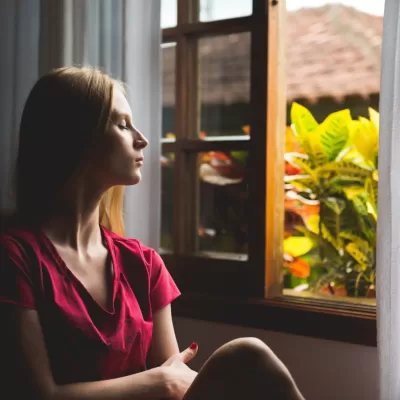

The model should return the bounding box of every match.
[160,0,383,346]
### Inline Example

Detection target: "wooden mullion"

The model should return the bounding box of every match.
[264,0,287,297]
[177,0,199,25]
[247,0,269,297]
[162,16,252,42]
[172,28,188,254]
[181,139,250,152]
[173,0,200,255]
[162,139,249,153]
[161,141,176,153]
[177,0,188,25]
[182,33,200,253]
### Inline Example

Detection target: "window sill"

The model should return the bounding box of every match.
[172,292,376,347]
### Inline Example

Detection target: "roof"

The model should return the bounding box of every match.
[162,4,383,106]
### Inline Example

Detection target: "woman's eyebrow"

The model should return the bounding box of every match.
[111,110,130,120]
[111,110,133,125]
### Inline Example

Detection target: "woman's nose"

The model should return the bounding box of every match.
[134,130,149,149]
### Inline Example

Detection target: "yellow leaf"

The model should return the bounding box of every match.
[290,102,318,137]
[285,126,303,153]
[345,242,369,271]
[368,108,379,138]
[304,214,320,234]
[284,236,315,257]
[352,118,378,165]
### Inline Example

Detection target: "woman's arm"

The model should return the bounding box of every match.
[146,304,180,368]
[3,307,171,400]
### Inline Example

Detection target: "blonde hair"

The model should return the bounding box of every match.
[14,66,125,235]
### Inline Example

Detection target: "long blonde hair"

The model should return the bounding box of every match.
[14,66,125,235]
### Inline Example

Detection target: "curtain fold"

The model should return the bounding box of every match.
[0,0,162,248]
[0,0,40,209]
[377,0,400,399]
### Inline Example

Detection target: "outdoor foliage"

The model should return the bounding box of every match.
[284,102,379,298]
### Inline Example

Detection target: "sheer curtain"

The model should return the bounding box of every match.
[377,0,400,399]
[0,0,162,248]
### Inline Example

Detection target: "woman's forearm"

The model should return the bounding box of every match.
[50,367,170,400]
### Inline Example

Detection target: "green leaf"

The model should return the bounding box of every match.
[345,243,369,271]
[317,161,373,179]
[306,131,328,167]
[365,177,378,219]
[340,231,370,250]
[319,109,351,162]
[352,195,369,216]
[321,223,342,252]
[325,176,366,192]
[284,153,319,186]
[290,102,318,137]
[321,197,346,215]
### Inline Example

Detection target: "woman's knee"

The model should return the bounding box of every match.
[185,338,303,400]
[208,337,291,379]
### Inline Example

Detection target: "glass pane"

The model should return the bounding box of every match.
[197,150,248,260]
[162,43,176,139]
[161,0,177,29]
[199,0,252,22]
[161,152,175,252]
[283,1,383,304]
[199,33,251,138]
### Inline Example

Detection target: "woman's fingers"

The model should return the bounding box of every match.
[164,342,198,366]
[178,342,198,364]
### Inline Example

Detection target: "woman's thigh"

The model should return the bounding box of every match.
[184,337,305,400]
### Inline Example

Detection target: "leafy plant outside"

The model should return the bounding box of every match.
[284,102,378,298]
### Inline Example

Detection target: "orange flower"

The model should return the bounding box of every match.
[242,125,250,135]
[285,257,310,278]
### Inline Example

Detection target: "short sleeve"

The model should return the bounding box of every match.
[149,250,180,313]
[0,236,36,309]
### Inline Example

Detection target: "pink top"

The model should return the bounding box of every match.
[0,226,180,384]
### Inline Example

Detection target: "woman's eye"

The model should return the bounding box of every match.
[118,124,129,130]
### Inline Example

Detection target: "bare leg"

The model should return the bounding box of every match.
[184,337,305,400]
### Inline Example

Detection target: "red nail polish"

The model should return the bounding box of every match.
[189,342,198,350]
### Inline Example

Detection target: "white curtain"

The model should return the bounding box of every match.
[377,0,400,399]
[0,0,162,248]
[0,0,40,211]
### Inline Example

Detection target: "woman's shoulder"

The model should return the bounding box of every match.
[101,226,160,266]
[1,226,42,262]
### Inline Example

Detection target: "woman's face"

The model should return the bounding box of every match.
[89,88,149,188]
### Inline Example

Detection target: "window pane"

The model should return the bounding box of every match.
[161,0,177,28]
[197,150,248,260]
[199,0,252,22]
[161,152,175,252]
[282,1,383,304]
[162,43,176,139]
[199,33,251,138]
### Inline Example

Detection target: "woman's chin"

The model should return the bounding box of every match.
[125,172,142,186]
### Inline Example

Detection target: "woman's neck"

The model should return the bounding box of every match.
[41,178,107,251]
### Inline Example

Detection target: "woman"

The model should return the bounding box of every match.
[0,67,304,400]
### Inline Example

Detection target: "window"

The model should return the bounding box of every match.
[160,0,382,346]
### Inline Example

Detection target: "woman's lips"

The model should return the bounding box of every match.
[135,157,144,167]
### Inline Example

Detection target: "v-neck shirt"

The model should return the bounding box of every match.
[0,226,181,384]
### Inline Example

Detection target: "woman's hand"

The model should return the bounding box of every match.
[161,343,199,400]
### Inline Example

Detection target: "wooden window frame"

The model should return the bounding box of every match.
[161,0,376,347]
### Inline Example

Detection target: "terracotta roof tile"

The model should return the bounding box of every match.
[162,4,383,106]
